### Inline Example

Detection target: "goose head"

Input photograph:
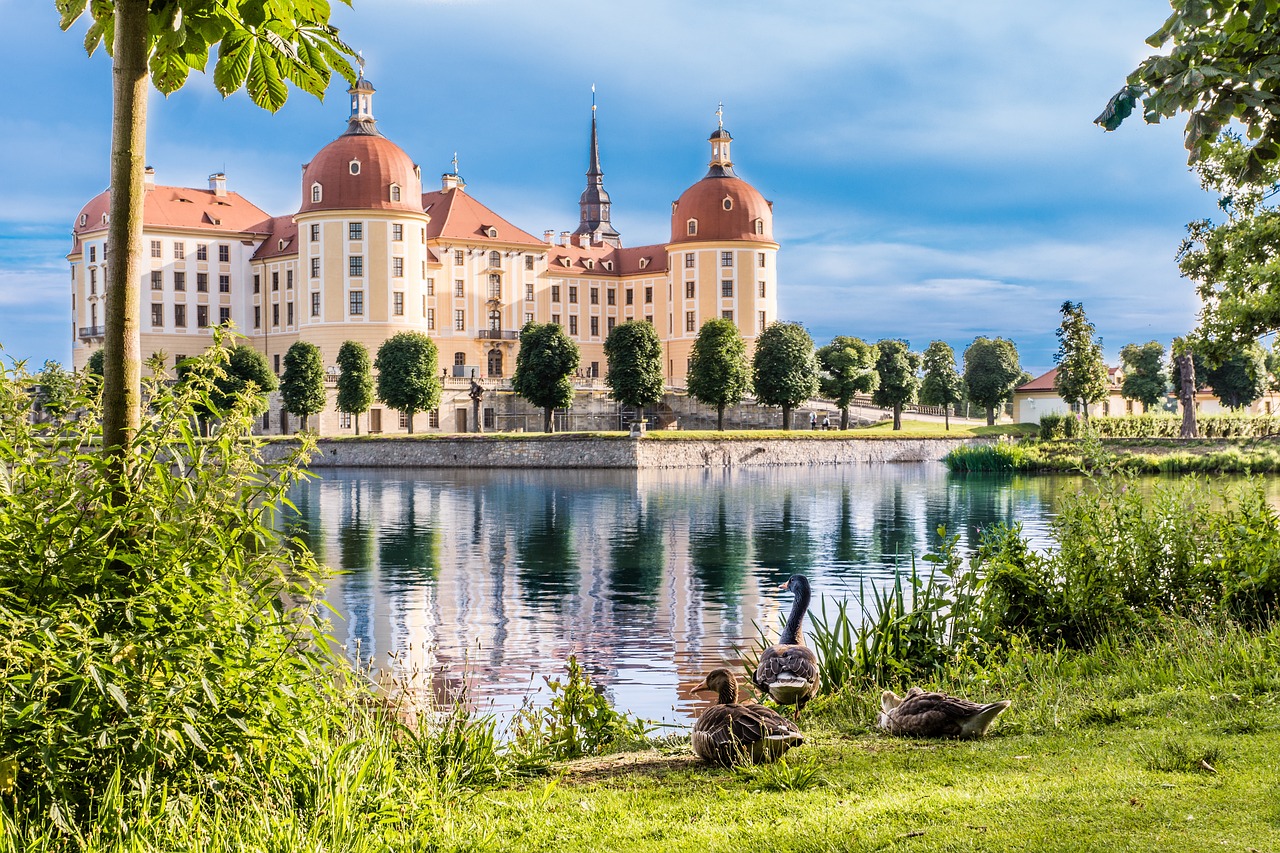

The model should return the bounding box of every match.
[692,668,740,704]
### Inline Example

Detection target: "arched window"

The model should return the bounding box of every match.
[753,218,764,235]
[349,160,361,175]
[311,183,322,203]
[687,219,698,236]
[722,197,733,211]
[79,214,87,227]
[488,250,501,268]
[390,183,401,202]
[488,309,501,330]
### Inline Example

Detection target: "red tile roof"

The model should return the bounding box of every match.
[299,133,423,215]
[421,187,545,246]
[250,215,299,260]
[70,185,272,253]
[1016,366,1122,393]
[670,175,773,244]
[544,243,668,276]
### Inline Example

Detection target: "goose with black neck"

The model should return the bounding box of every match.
[752,574,821,717]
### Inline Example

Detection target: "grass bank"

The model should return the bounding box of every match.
[946,436,1280,473]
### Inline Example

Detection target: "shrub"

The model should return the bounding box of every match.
[510,656,653,761]
[943,442,1031,472]
[1038,412,1079,440]
[0,349,347,829]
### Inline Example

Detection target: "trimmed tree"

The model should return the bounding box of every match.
[280,341,326,432]
[686,318,750,431]
[179,343,276,425]
[871,339,921,431]
[512,321,580,433]
[35,361,76,422]
[604,320,665,423]
[374,332,441,434]
[56,1,358,480]
[919,341,964,431]
[964,337,1022,426]
[816,336,878,430]
[1120,341,1166,412]
[336,340,374,435]
[752,321,819,430]
[1054,301,1108,422]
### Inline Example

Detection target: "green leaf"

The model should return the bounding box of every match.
[213,29,255,94]
[151,48,193,95]
[105,683,128,712]
[180,721,207,751]
[247,49,288,111]
[56,0,87,30]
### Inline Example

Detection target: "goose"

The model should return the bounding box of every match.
[878,687,1011,738]
[691,668,804,766]
[752,574,821,716]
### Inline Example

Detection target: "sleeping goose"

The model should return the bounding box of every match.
[691,668,804,766]
[753,574,821,716]
[878,687,1011,738]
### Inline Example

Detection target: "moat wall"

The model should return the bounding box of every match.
[263,436,986,469]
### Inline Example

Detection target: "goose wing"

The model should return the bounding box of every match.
[890,690,1007,737]
[753,644,820,690]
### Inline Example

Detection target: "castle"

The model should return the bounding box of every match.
[68,73,780,434]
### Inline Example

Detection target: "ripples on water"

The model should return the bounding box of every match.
[288,464,1086,726]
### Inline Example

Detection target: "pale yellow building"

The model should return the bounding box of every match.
[67,74,780,434]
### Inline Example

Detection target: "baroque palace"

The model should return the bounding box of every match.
[68,73,780,434]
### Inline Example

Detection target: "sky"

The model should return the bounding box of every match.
[0,0,1221,375]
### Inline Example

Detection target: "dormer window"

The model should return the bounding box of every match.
[278,239,286,251]
[311,183,322,203]
[722,197,733,211]
[561,257,573,268]
[390,183,401,202]
[687,219,698,236]
[603,260,613,271]
[584,259,595,270]
[638,257,649,270]
[485,227,498,238]
[78,214,87,227]
[101,213,109,225]
[349,160,361,176]
[753,218,764,235]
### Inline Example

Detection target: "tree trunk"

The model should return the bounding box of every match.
[892,403,902,430]
[473,397,482,433]
[986,406,995,426]
[102,0,149,484]
[406,411,414,434]
[301,413,309,432]
[355,412,360,435]
[944,406,950,431]
[544,406,553,433]
[782,404,792,430]
[716,403,724,431]
[840,406,849,430]
[1176,353,1198,438]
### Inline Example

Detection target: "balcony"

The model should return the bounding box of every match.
[477,329,519,340]
[78,325,105,340]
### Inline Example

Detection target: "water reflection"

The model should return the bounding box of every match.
[294,465,1095,725]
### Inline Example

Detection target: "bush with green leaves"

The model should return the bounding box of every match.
[511,656,652,761]
[0,348,347,829]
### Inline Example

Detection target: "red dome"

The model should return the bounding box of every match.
[299,132,422,215]
[670,175,773,244]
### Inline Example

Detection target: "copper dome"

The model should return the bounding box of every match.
[670,175,773,244]
[299,132,422,215]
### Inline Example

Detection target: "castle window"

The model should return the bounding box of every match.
[454,309,465,330]
[551,285,561,302]
[219,274,230,293]
[590,317,599,337]
[349,160,361,175]
[349,222,363,241]
[150,240,162,258]
[686,311,696,332]
[687,219,698,236]
[390,184,401,202]
[721,280,733,298]
[393,291,404,315]
[427,308,435,330]
[525,283,534,301]
[278,239,286,251]
[79,214,87,227]
[392,224,403,241]
[454,279,464,297]
[489,250,501,268]
[426,277,435,295]
[758,251,766,267]
[197,244,208,261]
[311,258,320,277]
[349,291,364,316]
[607,288,615,306]
[349,256,363,277]
[525,255,534,271]
[722,197,733,211]
[721,251,733,267]
[639,257,649,269]
[645,286,653,303]
[310,224,320,242]
[626,289,634,305]
[393,257,404,277]
[754,219,765,235]
[721,310,733,322]
[569,316,578,335]
[486,227,498,238]
[686,281,695,299]
[759,311,767,332]
[311,292,320,316]
[174,242,184,260]
[151,303,163,327]
[590,287,598,305]
[488,273,501,299]
[759,281,766,298]
[311,183,322,203]
[603,260,613,271]
[219,244,230,262]
[685,252,694,268]
[454,250,464,265]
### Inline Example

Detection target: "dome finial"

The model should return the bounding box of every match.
[345,55,379,136]
[592,83,597,113]
[716,101,723,129]
[452,151,459,175]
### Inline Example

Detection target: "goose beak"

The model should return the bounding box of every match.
[691,679,709,694]
[777,581,789,591]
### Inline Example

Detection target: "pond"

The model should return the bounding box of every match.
[286,464,1125,726]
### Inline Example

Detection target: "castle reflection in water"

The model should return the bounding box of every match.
[287,464,1069,724]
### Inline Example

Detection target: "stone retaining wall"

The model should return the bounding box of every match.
[264,436,986,469]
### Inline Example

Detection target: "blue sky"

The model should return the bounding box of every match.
[0,0,1216,375]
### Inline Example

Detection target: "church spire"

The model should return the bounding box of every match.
[572,87,621,248]
[705,101,736,178]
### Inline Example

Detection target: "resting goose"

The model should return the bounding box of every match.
[753,574,821,716]
[691,668,804,766]
[879,687,1011,738]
